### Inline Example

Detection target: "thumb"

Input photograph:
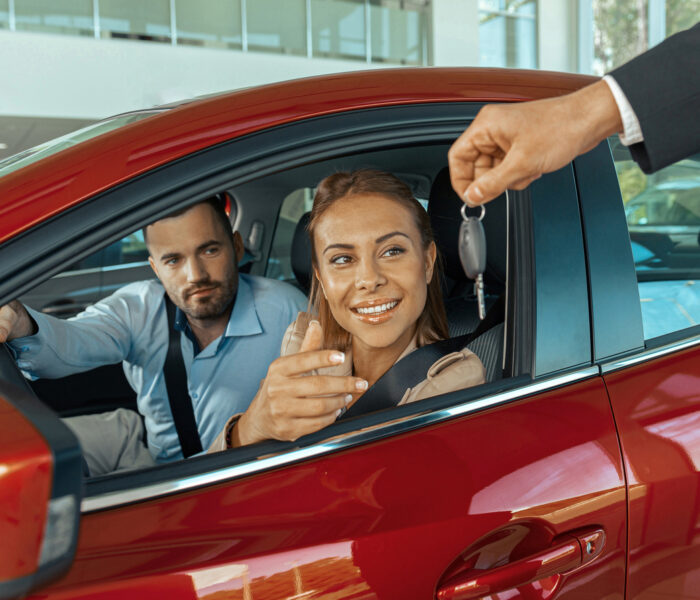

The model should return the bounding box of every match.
[467,151,534,205]
[300,319,324,353]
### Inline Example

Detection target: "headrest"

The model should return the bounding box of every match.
[428,167,506,285]
[291,212,313,293]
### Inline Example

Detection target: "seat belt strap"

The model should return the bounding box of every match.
[340,294,505,419]
[163,294,203,458]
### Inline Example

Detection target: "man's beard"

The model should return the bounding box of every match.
[178,277,237,320]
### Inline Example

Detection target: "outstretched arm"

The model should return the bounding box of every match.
[448,79,623,206]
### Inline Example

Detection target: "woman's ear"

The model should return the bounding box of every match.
[425,241,437,283]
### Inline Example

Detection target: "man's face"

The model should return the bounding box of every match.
[147,203,241,321]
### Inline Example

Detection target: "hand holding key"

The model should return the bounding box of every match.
[459,204,487,320]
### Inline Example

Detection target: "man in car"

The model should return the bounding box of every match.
[0,196,307,473]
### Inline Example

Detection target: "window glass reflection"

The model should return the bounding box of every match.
[247,0,306,55]
[14,0,93,36]
[99,0,171,43]
[175,0,242,49]
[312,0,365,60]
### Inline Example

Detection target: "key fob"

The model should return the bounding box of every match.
[459,214,486,280]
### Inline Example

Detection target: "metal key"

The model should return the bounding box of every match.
[458,203,487,320]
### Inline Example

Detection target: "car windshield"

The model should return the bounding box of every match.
[0,110,163,179]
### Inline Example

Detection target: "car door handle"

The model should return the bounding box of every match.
[436,528,605,600]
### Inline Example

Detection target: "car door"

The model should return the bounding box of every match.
[577,142,700,600]
[0,105,627,600]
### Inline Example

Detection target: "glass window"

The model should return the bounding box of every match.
[666,0,700,36]
[370,2,426,65]
[247,0,306,56]
[0,0,9,29]
[311,0,365,60]
[267,188,314,282]
[479,0,537,69]
[175,0,242,49]
[99,0,171,43]
[14,0,93,36]
[612,137,700,340]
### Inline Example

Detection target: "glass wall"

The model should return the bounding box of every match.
[0,0,9,29]
[247,0,307,55]
[175,0,242,49]
[99,0,171,43]
[14,0,93,36]
[371,1,426,65]
[479,0,537,69]
[0,0,431,65]
[312,0,365,60]
[592,0,700,75]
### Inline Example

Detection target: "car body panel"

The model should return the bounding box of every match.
[604,345,700,600]
[35,378,625,600]
[0,68,595,245]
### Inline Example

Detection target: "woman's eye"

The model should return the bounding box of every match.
[383,246,405,257]
[331,255,352,265]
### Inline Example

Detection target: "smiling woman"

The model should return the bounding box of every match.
[212,170,486,450]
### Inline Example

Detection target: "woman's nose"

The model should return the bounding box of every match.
[354,258,385,291]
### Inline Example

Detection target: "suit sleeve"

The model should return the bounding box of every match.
[609,22,700,173]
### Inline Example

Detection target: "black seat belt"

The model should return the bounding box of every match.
[163,294,203,457]
[340,294,505,420]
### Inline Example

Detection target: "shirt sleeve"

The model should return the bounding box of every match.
[8,283,152,379]
[602,74,644,146]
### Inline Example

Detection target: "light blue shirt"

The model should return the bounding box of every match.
[11,274,307,462]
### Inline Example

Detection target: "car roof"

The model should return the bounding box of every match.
[0,67,595,244]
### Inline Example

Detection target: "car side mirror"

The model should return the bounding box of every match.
[0,346,82,600]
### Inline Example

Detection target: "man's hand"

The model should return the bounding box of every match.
[0,301,35,343]
[448,79,624,205]
[232,320,368,446]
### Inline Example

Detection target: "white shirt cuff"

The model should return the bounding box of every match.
[603,74,644,146]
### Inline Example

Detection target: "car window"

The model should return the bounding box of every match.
[267,187,315,281]
[611,137,700,340]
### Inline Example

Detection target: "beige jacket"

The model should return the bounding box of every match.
[209,312,485,452]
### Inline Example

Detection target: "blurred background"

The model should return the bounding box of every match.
[0,0,698,160]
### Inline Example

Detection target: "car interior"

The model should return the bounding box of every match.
[20,141,511,475]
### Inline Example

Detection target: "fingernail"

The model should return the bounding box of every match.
[465,185,483,206]
[335,408,342,418]
[345,394,353,405]
[309,319,320,328]
[330,351,345,364]
[355,379,368,391]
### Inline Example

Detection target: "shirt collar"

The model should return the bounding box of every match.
[173,275,263,356]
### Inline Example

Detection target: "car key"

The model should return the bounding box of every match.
[458,203,487,320]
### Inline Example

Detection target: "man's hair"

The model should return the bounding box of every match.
[142,195,233,250]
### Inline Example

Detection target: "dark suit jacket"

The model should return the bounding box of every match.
[610,22,699,173]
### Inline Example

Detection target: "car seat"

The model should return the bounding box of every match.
[427,167,507,381]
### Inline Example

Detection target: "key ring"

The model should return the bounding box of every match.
[460,203,485,222]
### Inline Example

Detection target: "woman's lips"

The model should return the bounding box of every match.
[351,299,401,323]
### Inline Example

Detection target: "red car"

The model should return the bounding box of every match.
[1,68,699,600]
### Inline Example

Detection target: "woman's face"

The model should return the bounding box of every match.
[313,193,436,352]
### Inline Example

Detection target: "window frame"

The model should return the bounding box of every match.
[0,102,594,512]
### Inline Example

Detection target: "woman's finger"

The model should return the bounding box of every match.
[271,374,367,397]
[273,348,348,377]
[299,319,324,353]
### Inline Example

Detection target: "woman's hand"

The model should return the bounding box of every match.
[232,320,368,446]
